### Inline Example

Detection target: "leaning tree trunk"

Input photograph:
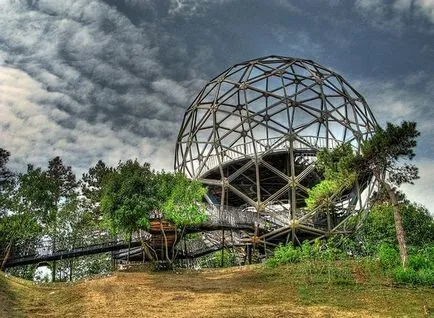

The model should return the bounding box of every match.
[384,181,408,268]
[0,240,13,271]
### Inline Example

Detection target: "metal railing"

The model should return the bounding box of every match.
[187,135,343,177]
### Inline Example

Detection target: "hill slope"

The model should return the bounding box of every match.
[1,263,433,317]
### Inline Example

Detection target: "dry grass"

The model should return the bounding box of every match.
[1,262,433,317]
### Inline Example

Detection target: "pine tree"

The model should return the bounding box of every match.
[356,121,420,267]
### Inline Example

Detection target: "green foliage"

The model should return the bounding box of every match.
[0,148,15,217]
[101,160,157,237]
[266,240,353,285]
[266,243,302,267]
[18,165,56,224]
[306,144,356,211]
[408,246,434,271]
[46,157,77,204]
[266,240,346,268]
[81,160,113,221]
[377,243,400,270]
[392,267,434,286]
[100,162,208,239]
[375,243,434,286]
[392,247,434,286]
[400,204,434,246]
[18,158,78,230]
[359,121,420,185]
[357,202,434,253]
[356,121,421,268]
[316,143,356,184]
[1,153,112,279]
[305,179,339,211]
[158,172,207,227]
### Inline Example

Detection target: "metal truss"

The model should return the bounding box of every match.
[175,55,379,243]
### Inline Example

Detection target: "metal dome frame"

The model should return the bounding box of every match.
[175,56,379,243]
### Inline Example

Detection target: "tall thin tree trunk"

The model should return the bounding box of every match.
[1,240,13,271]
[52,239,56,282]
[220,230,225,267]
[69,259,73,282]
[383,181,408,268]
[127,232,132,263]
[160,221,171,265]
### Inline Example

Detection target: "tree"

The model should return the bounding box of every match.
[356,121,420,267]
[46,157,78,281]
[100,161,208,268]
[46,156,77,209]
[0,154,42,271]
[156,171,207,264]
[18,158,78,281]
[100,160,157,240]
[19,165,55,225]
[0,148,15,217]
[359,202,434,254]
[81,160,113,222]
[0,203,41,270]
[157,172,207,227]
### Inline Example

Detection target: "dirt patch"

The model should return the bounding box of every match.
[2,265,433,317]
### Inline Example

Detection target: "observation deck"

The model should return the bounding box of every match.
[186,135,345,178]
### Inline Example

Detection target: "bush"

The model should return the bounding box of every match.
[377,243,400,270]
[356,202,434,255]
[408,253,432,271]
[393,267,434,286]
[376,244,434,286]
[266,240,347,268]
[320,241,347,261]
[266,243,301,268]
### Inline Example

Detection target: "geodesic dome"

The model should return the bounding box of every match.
[175,56,378,241]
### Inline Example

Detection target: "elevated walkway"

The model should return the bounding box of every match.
[3,197,359,268]
[2,205,256,268]
[3,239,143,268]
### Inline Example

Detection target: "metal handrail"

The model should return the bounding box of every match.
[188,135,343,176]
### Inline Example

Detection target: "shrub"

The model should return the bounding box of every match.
[300,240,314,261]
[377,244,434,286]
[356,202,434,256]
[377,243,400,270]
[267,239,348,268]
[393,267,434,286]
[266,243,301,268]
[408,253,432,271]
[320,241,346,261]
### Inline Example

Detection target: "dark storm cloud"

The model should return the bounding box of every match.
[2,1,169,132]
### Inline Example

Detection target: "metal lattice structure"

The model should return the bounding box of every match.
[175,56,379,244]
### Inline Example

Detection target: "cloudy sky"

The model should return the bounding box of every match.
[0,0,433,212]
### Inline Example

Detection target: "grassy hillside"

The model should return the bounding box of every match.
[1,261,433,317]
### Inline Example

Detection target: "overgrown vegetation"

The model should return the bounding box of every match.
[270,121,433,286]
[267,200,434,286]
